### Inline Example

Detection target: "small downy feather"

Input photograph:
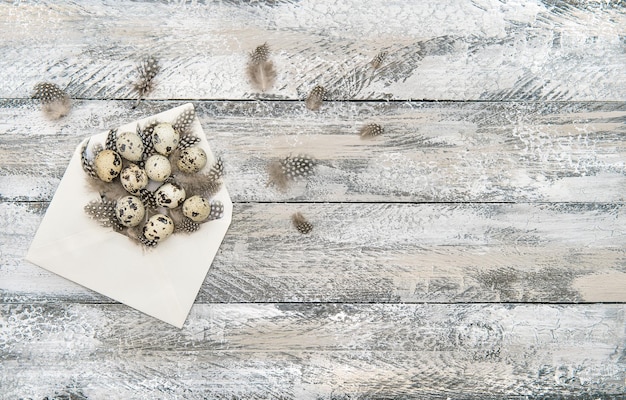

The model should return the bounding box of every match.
[207,157,224,181]
[177,135,201,150]
[92,143,103,155]
[105,128,118,151]
[131,56,160,107]
[169,149,181,175]
[170,108,199,164]
[32,82,72,120]
[141,120,159,137]
[291,212,313,234]
[169,208,201,234]
[359,123,384,138]
[176,157,224,198]
[267,161,289,191]
[138,121,157,162]
[85,170,127,200]
[179,174,222,199]
[136,234,158,248]
[208,200,225,220]
[268,154,316,191]
[247,43,277,92]
[281,155,315,180]
[172,107,196,136]
[80,140,97,178]
[370,51,387,70]
[84,197,125,232]
[305,85,325,111]
[139,188,158,211]
[179,217,201,233]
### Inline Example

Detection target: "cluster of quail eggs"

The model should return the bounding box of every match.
[83,117,222,247]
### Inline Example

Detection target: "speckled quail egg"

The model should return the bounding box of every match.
[182,195,211,222]
[116,131,144,162]
[93,149,123,182]
[144,154,171,182]
[155,182,186,209]
[143,214,174,242]
[114,195,145,227]
[177,146,207,174]
[120,164,149,194]
[152,123,179,156]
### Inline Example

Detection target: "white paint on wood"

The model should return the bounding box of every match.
[1,303,624,398]
[1,1,625,397]
[1,1,624,100]
[2,100,625,203]
[572,271,626,302]
[2,201,624,303]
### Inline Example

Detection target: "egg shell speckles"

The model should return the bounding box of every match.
[145,154,171,182]
[116,131,145,162]
[182,195,211,222]
[177,146,208,173]
[115,196,145,227]
[155,182,186,209]
[143,214,174,242]
[94,149,123,182]
[120,164,149,194]
[152,123,179,156]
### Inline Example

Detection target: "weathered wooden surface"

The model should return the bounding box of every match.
[2,100,625,203]
[1,303,624,398]
[1,1,625,101]
[2,1,626,398]
[2,201,625,304]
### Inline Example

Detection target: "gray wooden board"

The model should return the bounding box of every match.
[2,201,624,304]
[1,303,624,399]
[2,1,626,397]
[1,1,625,101]
[1,100,625,203]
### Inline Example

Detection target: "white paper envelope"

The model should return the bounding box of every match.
[26,103,232,328]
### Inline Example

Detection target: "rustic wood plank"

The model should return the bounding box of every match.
[2,201,624,303]
[1,99,625,203]
[1,1,624,101]
[2,1,624,398]
[1,303,624,398]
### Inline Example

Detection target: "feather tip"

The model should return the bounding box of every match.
[32,82,71,119]
[291,212,313,234]
[305,85,325,111]
[247,43,277,92]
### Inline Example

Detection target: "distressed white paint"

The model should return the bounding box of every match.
[1,1,625,398]
[2,100,625,203]
[2,201,624,303]
[0,0,624,100]
[572,271,626,302]
[1,303,624,398]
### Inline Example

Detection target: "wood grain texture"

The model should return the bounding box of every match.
[1,1,625,101]
[1,99,625,203]
[1,303,624,399]
[2,1,626,397]
[2,201,624,303]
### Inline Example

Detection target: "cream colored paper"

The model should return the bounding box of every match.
[26,104,232,328]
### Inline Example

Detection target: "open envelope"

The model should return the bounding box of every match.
[26,103,232,328]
